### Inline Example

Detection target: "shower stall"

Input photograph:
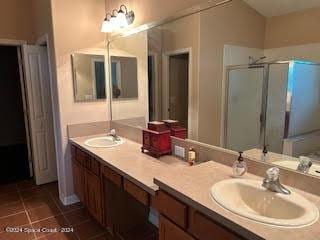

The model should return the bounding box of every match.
[224,60,320,154]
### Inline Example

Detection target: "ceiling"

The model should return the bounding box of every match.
[243,0,320,17]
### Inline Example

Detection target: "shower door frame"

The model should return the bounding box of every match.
[223,61,293,150]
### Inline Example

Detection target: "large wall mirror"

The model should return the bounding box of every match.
[72,53,107,102]
[108,0,320,178]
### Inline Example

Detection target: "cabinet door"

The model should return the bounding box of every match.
[159,215,195,240]
[72,160,85,203]
[85,170,103,223]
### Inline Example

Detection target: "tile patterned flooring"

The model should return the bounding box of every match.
[0,180,112,240]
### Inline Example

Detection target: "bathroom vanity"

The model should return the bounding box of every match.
[70,134,320,240]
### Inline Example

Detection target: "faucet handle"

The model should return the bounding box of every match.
[110,129,116,135]
[266,167,280,181]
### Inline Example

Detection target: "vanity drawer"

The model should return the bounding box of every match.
[89,158,100,175]
[189,209,242,240]
[123,179,149,206]
[76,148,90,168]
[160,215,195,240]
[157,190,188,229]
[102,166,122,187]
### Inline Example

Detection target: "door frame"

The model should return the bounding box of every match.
[162,48,192,138]
[148,51,159,121]
[223,64,268,149]
[0,38,32,177]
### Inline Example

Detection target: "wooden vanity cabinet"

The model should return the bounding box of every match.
[72,160,85,203]
[71,146,103,224]
[85,170,103,222]
[159,215,195,240]
[156,190,244,240]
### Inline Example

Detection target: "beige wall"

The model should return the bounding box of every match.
[265,7,320,49]
[106,0,205,28]
[156,13,200,139]
[50,0,109,201]
[0,0,34,42]
[110,31,148,122]
[198,0,265,145]
[31,0,53,41]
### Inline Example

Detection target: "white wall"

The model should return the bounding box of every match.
[288,62,320,137]
[264,43,320,63]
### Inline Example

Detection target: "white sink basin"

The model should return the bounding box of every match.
[211,179,319,227]
[84,136,124,148]
[273,160,320,177]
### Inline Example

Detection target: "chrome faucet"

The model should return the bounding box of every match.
[262,167,291,195]
[297,156,312,174]
[107,129,121,142]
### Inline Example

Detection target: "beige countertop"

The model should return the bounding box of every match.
[70,134,320,240]
[154,161,320,240]
[69,134,189,195]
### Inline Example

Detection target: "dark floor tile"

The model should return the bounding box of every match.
[16,180,36,190]
[74,219,106,240]
[20,187,49,200]
[0,224,36,240]
[0,212,29,233]
[27,201,61,223]
[64,207,92,226]
[0,183,18,195]
[37,232,77,240]
[54,199,83,213]
[43,182,59,194]
[0,201,24,218]
[32,215,70,238]
[91,233,119,240]
[23,194,53,210]
[0,192,20,206]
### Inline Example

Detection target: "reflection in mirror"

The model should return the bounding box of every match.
[108,0,320,177]
[111,56,138,99]
[108,31,148,127]
[72,53,106,101]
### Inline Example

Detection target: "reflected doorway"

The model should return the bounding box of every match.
[168,53,189,128]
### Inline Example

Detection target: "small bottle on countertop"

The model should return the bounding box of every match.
[188,147,196,166]
[261,145,269,162]
[232,151,247,177]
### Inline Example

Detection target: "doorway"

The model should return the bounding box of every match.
[0,46,30,183]
[168,53,189,129]
[0,40,58,186]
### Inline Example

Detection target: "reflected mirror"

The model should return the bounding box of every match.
[108,0,320,178]
[72,53,106,101]
[111,56,138,99]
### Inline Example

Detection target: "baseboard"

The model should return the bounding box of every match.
[60,194,80,206]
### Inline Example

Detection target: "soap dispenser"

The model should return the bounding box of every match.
[232,151,247,177]
[261,145,269,162]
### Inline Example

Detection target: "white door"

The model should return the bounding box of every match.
[22,45,57,185]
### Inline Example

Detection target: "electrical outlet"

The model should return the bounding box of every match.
[174,145,185,159]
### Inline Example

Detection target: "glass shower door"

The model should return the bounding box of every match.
[225,67,265,152]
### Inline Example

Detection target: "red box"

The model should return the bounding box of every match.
[148,121,167,132]
[171,127,187,139]
[162,120,179,129]
[141,129,171,158]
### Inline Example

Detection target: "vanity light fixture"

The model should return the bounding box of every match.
[101,5,135,33]
[101,13,113,33]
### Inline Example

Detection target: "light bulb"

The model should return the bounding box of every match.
[110,15,119,29]
[117,10,128,28]
[101,19,113,33]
